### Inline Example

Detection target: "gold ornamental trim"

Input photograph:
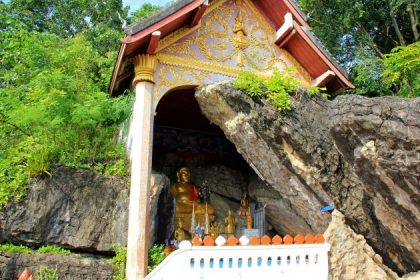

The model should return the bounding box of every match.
[156,53,243,77]
[133,54,158,84]
[156,24,201,53]
[156,0,226,53]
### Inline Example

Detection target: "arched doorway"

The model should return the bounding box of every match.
[152,86,253,243]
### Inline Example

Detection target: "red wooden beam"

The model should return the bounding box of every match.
[280,0,310,29]
[146,31,161,54]
[190,0,209,27]
[275,13,294,44]
[109,42,127,95]
[292,21,354,88]
[312,70,336,87]
[278,29,296,48]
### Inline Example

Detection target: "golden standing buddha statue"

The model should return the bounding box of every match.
[171,167,215,232]
[246,207,253,229]
[224,209,237,235]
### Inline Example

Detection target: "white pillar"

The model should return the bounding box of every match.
[126,54,157,280]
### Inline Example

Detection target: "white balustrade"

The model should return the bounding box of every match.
[145,243,330,280]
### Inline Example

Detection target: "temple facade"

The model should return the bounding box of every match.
[109,0,352,279]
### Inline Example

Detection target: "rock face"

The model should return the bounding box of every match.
[325,210,398,280]
[0,167,170,253]
[329,95,420,274]
[194,165,247,201]
[195,82,420,274]
[0,252,114,280]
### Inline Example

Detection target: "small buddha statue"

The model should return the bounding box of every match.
[246,207,253,229]
[171,167,215,231]
[174,219,189,242]
[238,192,249,217]
[224,209,237,235]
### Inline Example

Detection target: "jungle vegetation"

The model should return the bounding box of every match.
[0,0,418,208]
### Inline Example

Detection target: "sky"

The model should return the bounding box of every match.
[123,0,172,13]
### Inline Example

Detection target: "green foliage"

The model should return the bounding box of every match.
[382,42,420,97]
[7,0,127,38]
[108,244,167,279]
[37,245,71,255]
[234,68,316,111]
[233,71,265,96]
[0,6,133,208]
[148,244,166,273]
[130,3,161,23]
[299,0,419,97]
[0,243,32,254]
[109,244,127,280]
[348,50,392,96]
[36,266,58,280]
[266,91,291,111]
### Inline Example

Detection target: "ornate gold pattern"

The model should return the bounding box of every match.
[155,64,203,100]
[156,24,201,53]
[133,54,157,84]
[153,0,313,99]
[155,0,225,53]
[160,0,290,72]
[206,0,227,15]
[156,53,244,77]
[242,0,274,36]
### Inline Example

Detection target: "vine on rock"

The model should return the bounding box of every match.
[233,68,319,111]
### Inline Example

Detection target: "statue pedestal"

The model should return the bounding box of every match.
[242,228,260,238]
[176,213,215,232]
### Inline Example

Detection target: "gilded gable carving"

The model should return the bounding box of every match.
[154,0,311,102]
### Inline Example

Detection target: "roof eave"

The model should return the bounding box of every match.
[122,0,204,45]
[293,22,354,89]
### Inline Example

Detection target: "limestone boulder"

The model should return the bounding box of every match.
[196,83,332,236]
[329,95,420,274]
[0,167,169,252]
[195,82,420,274]
[325,210,399,280]
[0,251,114,280]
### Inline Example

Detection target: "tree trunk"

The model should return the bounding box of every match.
[356,22,385,58]
[391,13,406,46]
[406,4,419,41]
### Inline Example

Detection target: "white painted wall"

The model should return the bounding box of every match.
[146,243,330,280]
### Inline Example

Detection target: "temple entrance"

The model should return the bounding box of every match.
[153,87,249,173]
[152,87,263,243]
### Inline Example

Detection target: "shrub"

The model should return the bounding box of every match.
[109,244,127,280]
[233,67,319,111]
[382,42,420,97]
[148,244,166,273]
[36,266,58,280]
[0,243,32,254]
[37,245,71,255]
[108,244,167,279]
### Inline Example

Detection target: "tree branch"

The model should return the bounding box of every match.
[391,12,406,46]
[407,4,419,41]
[355,22,385,58]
